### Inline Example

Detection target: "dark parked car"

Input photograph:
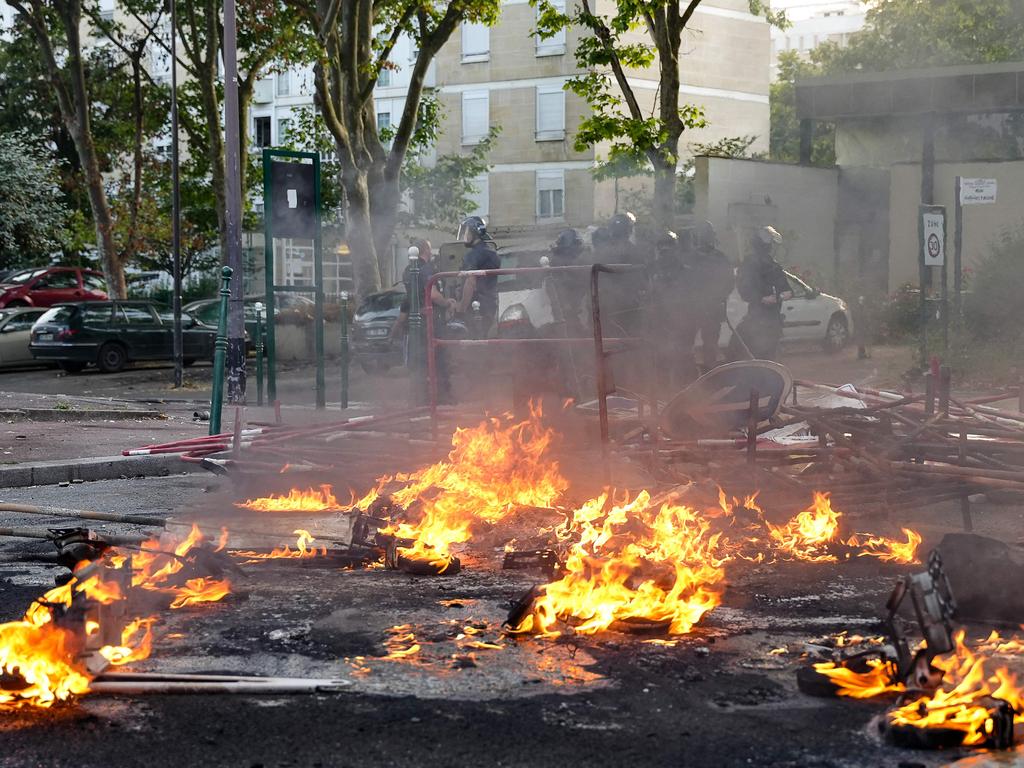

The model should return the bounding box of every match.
[0,267,108,308]
[30,301,216,373]
[183,294,315,340]
[352,288,405,373]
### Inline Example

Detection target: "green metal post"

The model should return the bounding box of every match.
[255,304,264,407]
[261,149,277,402]
[312,154,325,410]
[340,291,349,409]
[209,266,233,435]
[407,248,423,404]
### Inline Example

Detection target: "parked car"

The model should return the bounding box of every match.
[0,307,50,368]
[0,267,108,308]
[722,270,853,353]
[352,288,406,373]
[30,301,216,373]
[183,293,315,345]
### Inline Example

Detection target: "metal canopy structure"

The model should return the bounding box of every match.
[796,61,1024,122]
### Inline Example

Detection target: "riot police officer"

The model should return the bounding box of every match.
[689,220,734,371]
[729,225,792,361]
[455,215,501,336]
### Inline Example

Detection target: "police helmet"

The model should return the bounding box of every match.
[695,220,717,250]
[591,226,612,250]
[755,225,783,246]
[609,211,636,240]
[553,228,584,254]
[457,215,489,243]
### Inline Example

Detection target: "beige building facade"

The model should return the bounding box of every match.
[432,0,771,234]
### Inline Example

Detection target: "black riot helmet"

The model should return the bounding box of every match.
[553,228,584,256]
[608,211,636,241]
[695,220,717,251]
[457,215,489,245]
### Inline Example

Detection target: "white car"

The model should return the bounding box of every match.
[720,270,852,353]
[0,307,49,367]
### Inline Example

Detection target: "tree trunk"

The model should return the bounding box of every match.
[652,160,676,234]
[369,168,401,281]
[198,75,228,261]
[341,167,382,297]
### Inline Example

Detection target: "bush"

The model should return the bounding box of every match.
[964,225,1024,340]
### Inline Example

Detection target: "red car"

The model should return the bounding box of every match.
[0,267,108,308]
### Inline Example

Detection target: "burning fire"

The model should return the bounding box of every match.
[232,529,327,562]
[513,491,726,637]
[764,493,920,565]
[379,405,568,568]
[0,526,232,709]
[813,658,904,699]
[237,484,340,512]
[887,630,1024,745]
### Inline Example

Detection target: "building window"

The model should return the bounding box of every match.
[467,174,488,218]
[536,0,566,56]
[377,66,392,88]
[377,111,393,147]
[461,90,489,145]
[536,170,564,220]
[461,21,489,62]
[254,116,272,148]
[277,117,292,145]
[536,85,565,141]
[276,69,292,97]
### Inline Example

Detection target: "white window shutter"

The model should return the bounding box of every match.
[536,87,565,140]
[462,22,489,59]
[462,91,489,144]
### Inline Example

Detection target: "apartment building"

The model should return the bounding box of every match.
[769,0,866,77]
[431,0,771,232]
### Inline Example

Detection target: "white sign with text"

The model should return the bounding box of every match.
[960,178,997,205]
[922,210,945,267]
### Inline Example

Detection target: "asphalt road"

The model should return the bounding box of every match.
[0,469,1018,766]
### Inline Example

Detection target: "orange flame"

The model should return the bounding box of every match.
[99,617,156,666]
[813,658,904,698]
[887,630,1024,745]
[379,404,568,567]
[132,524,233,608]
[515,491,726,637]
[237,484,340,512]
[232,529,327,561]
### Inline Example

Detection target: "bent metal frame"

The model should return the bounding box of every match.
[422,263,650,448]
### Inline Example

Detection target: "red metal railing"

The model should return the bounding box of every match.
[423,263,647,445]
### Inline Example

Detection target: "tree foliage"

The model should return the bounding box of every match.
[0,132,69,269]
[769,0,1024,163]
[535,0,782,231]
[291,0,501,297]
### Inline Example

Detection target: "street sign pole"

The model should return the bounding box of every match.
[261,149,276,403]
[919,205,947,366]
[954,176,963,331]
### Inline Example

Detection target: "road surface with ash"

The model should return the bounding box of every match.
[3,474,1012,767]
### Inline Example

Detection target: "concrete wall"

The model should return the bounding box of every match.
[694,156,839,284]
[888,159,1024,292]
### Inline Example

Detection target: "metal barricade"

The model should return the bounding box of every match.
[421,264,648,446]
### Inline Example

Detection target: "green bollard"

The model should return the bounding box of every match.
[339,291,349,410]
[255,303,264,407]
[209,265,233,435]
[406,247,424,404]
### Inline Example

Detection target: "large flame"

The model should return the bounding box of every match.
[514,491,726,636]
[813,658,904,698]
[1,526,232,709]
[381,405,568,566]
[888,630,1024,745]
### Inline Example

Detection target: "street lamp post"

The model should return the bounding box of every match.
[170,0,183,388]
[222,0,245,402]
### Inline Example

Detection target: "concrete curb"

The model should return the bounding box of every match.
[0,454,199,488]
[0,408,163,422]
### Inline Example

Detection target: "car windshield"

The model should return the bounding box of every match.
[37,306,77,324]
[358,293,403,314]
[6,269,47,285]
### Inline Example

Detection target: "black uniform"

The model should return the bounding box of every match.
[460,239,500,330]
[401,259,452,401]
[731,255,791,361]
[688,245,734,369]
